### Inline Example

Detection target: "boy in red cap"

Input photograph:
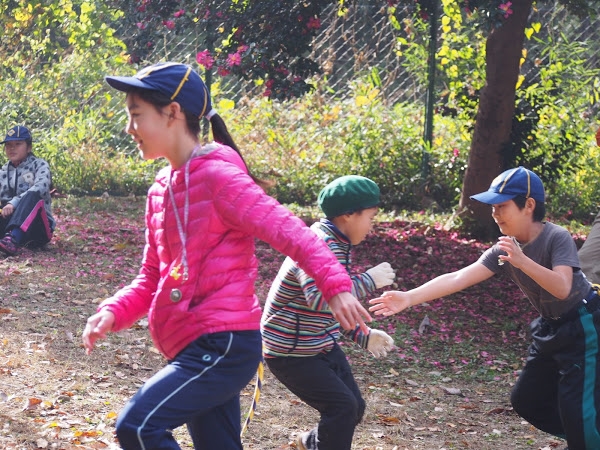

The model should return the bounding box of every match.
[370,166,600,450]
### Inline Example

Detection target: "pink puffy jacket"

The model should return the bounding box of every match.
[98,143,352,359]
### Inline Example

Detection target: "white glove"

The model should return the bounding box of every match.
[366,262,395,289]
[367,329,395,358]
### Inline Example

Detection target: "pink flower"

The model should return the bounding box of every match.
[499,2,513,19]
[306,17,321,30]
[136,22,146,30]
[226,52,242,67]
[453,148,459,157]
[196,50,214,70]
[217,66,230,76]
[163,20,175,30]
[173,9,185,18]
[237,44,249,53]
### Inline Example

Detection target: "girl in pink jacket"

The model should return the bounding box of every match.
[81,62,371,450]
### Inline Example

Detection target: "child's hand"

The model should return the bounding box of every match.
[369,290,410,316]
[82,309,115,355]
[367,329,395,358]
[497,236,525,268]
[366,262,396,288]
[328,292,372,334]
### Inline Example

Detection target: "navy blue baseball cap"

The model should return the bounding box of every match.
[105,62,212,118]
[1,125,32,144]
[470,166,545,205]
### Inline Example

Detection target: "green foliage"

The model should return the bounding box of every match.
[109,0,335,100]
[0,0,596,224]
[396,1,600,221]
[218,75,472,212]
[0,0,156,196]
[0,1,125,68]
[513,29,600,219]
[35,107,157,196]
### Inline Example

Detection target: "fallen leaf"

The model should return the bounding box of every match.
[441,386,463,396]
[418,315,431,334]
[23,397,43,410]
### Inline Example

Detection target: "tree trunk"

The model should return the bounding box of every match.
[458,0,533,240]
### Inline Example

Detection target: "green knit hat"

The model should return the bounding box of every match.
[318,175,380,218]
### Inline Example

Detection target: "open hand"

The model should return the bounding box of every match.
[369,290,411,316]
[82,309,115,355]
[328,292,371,334]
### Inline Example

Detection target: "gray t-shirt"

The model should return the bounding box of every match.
[479,222,591,319]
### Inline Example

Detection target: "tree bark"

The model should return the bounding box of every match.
[458,0,533,240]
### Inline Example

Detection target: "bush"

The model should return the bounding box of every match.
[220,79,471,212]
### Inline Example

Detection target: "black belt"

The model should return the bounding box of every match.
[545,287,600,327]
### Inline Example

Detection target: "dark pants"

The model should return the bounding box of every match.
[266,344,365,450]
[0,191,53,247]
[115,331,262,450]
[511,291,600,449]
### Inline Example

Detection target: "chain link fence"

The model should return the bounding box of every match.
[97,0,600,156]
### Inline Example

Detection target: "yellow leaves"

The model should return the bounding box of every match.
[217,98,235,111]
[519,48,528,68]
[355,95,370,107]
[354,89,379,107]
[447,64,459,78]
[442,16,451,34]
[516,75,525,90]
[525,22,542,40]
[322,106,341,123]
[14,4,33,23]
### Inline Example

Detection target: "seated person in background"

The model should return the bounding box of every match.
[0,125,54,256]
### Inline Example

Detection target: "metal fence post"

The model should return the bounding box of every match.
[422,0,439,180]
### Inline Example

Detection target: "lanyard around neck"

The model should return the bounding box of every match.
[167,146,199,282]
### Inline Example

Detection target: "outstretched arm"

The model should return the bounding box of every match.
[369,262,494,316]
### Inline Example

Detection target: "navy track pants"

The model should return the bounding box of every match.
[115,330,262,450]
[511,294,600,449]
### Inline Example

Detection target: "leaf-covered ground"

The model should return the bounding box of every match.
[0,196,571,449]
